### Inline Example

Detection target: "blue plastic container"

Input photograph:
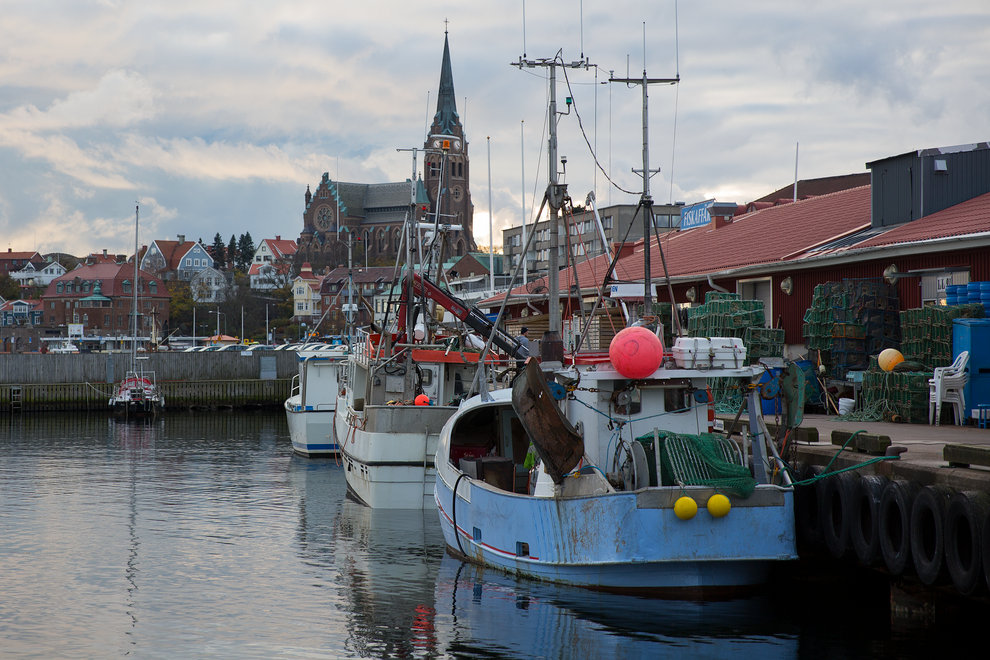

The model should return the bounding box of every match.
[981,281,990,292]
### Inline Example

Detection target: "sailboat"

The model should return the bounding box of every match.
[109,204,165,416]
[432,53,797,594]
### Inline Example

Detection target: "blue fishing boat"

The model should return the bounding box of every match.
[432,48,797,594]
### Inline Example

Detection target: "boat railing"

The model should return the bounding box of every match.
[289,374,300,399]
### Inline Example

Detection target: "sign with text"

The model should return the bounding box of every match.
[679,199,715,230]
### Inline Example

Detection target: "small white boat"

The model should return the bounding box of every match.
[336,329,509,509]
[109,370,164,417]
[285,345,349,456]
[48,340,80,354]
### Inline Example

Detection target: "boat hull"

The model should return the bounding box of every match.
[285,397,338,457]
[434,475,796,594]
[337,398,456,509]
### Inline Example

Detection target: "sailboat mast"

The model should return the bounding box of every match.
[132,203,139,363]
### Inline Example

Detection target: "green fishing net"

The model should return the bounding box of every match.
[636,431,757,498]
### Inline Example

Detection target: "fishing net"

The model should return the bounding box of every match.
[637,430,757,498]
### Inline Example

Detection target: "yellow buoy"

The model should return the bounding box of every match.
[707,493,731,518]
[878,348,905,372]
[674,496,698,520]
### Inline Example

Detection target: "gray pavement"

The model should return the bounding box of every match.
[787,413,990,491]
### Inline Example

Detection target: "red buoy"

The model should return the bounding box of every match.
[609,326,664,379]
[414,394,430,406]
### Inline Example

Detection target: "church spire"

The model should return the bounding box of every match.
[433,31,458,135]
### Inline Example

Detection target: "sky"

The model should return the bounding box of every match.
[1,1,988,258]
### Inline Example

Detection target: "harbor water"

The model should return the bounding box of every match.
[0,411,971,658]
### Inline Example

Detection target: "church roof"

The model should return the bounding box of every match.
[433,33,459,135]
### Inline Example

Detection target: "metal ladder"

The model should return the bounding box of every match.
[10,385,23,413]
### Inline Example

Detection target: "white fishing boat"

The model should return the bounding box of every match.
[109,205,164,417]
[336,324,514,510]
[285,345,349,456]
[432,49,797,594]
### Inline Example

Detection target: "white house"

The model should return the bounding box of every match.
[10,260,66,288]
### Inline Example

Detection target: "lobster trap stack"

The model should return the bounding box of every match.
[801,279,901,379]
[899,303,984,369]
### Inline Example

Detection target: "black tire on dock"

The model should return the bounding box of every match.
[821,471,857,559]
[945,490,990,596]
[879,479,921,576]
[851,475,888,567]
[795,464,824,548]
[910,485,955,586]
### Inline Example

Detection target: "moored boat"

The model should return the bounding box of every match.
[110,370,164,416]
[285,345,349,456]
[336,328,510,509]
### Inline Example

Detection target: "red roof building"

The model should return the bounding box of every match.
[41,263,170,337]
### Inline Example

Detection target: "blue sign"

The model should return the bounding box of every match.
[680,199,715,230]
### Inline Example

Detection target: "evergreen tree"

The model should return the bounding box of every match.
[211,233,226,270]
[227,235,238,271]
[237,232,255,272]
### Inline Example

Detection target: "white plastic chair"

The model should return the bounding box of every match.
[929,351,969,426]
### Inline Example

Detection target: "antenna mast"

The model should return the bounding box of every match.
[513,52,592,359]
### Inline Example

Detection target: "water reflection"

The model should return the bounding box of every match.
[434,555,798,658]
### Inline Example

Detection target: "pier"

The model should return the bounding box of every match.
[0,351,298,412]
[773,413,990,618]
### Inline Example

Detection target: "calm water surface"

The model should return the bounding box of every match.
[0,412,970,658]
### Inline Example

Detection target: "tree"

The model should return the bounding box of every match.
[211,233,226,271]
[227,235,238,271]
[237,232,255,272]
[0,274,21,300]
[165,281,194,335]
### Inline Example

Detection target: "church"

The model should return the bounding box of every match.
[297,33,477,271]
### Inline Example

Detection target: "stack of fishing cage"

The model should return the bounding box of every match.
[686,292,775,412]
[801,279,901,380]
[899,303,984,369]
[861,369,933,424]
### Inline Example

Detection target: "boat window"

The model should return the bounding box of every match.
[664,387,691,414]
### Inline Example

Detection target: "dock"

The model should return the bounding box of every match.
[767,413,990,619]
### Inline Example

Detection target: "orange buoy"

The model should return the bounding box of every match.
[878,348,904,372]
[414,394,430,406]
[609,326,664,379]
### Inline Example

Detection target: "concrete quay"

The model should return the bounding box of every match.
[789,413,990,490]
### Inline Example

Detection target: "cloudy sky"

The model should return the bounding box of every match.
[1,1,988,258]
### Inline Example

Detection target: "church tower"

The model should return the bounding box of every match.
[423,31,476,256]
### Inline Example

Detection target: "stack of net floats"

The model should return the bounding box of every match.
[899,302,984,369]
[801,279,901,379]
[686,292,784,412]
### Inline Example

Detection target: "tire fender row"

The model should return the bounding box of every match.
[794,464,990,597]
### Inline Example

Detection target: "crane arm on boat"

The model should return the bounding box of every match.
[400,272,528,360]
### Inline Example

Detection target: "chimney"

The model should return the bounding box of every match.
[275,235,281,241]
[103,249,108,257]
[709,202,738,229]
[177,234,185,244]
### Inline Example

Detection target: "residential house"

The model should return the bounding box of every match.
[0,249,45,277]
[141,235,214,281]
[291,262,322,325]
[320,266,393,331]
[249,235,297,290]
[0,299,44,327]
[10,260,67,289]
[42,263,170,337]
[190,266,229,303]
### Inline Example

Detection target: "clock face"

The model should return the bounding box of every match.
[452,139,462,151]
[316,207,333,231]
[432,138,442,148]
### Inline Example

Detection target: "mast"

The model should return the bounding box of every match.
[513,53,592,360]
[609,68,678,312]
[132,203,139,366]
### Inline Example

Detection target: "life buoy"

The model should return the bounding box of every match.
[794,464,824,549]
[879,479,920,575]
[820,471,857,559]
[850,475,888,567]
[910,485,954,586]
[944,490,990,596]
